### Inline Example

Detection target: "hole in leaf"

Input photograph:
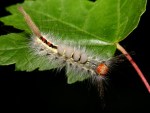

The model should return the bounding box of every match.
[88,0,96,2]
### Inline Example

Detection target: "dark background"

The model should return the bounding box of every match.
[0,0,150,113]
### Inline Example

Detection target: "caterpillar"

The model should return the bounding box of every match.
[18,6,112,96]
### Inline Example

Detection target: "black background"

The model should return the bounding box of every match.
[0,0,150,113]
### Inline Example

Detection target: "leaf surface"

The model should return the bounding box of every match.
[0,0,147,83]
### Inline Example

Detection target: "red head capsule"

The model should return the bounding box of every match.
[96,63,109,76]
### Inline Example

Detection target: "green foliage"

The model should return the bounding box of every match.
[0,0,147,83]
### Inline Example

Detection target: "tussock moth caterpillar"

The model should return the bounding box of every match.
[18,6,114,97]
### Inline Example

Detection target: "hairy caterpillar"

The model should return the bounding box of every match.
[18,6,113,96]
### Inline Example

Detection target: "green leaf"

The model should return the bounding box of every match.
[0,0,147,84]
[0,33,58,71]
[84,0,147,42]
